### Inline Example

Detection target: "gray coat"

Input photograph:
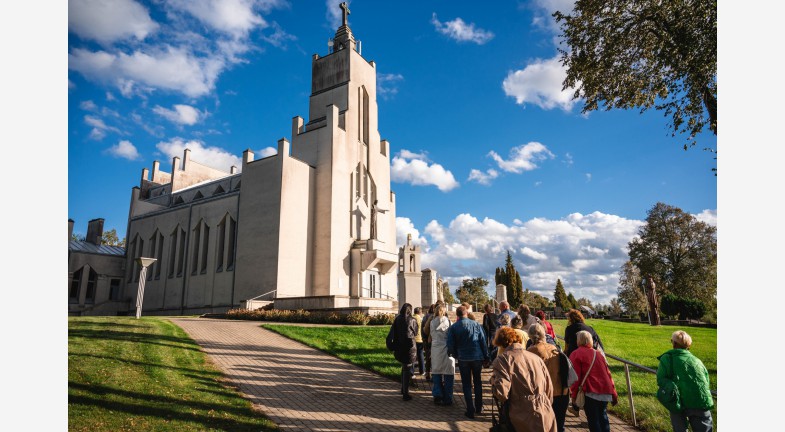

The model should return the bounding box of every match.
[429,316,455,375]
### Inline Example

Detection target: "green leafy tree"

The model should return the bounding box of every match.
[577,298,593,308]
[522,289,550,311]
[617,261,648,315]
[567,293,579,310]
[554,0,717,161]
[661,294,707,320]
[101,228,126,247]
[442,281,455,304]
[609,298,623,316]
[627,202,717,309]
[553,278,570,310]
[495,251,524,308]
[455,277,490,309]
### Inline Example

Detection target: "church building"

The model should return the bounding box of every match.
[95,6,401,315]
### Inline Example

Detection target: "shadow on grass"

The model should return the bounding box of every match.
[68,353,222,378]
[68,329,201,352]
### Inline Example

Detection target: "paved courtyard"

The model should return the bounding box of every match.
[171,318,639,432]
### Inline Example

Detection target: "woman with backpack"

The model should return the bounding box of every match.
[563,309,604,357]
[656,330,714,432]
[528,323,571,432]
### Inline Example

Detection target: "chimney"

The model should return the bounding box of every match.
[68,219,74,242]
[152,161,161,182]
[230,166,238,174]
[242,149,254,168]
[278,138,290,157]
[86,218,104,246]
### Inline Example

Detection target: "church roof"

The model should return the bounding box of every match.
[69,240,126,256]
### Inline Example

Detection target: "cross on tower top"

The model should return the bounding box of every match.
[340,2,350,27]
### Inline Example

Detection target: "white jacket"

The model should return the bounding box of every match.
[429,316,455,375]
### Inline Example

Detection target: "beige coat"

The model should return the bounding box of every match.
[527,341,570,396]
[491,343,557,432]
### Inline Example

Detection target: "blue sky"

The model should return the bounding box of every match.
[67,0,717,304]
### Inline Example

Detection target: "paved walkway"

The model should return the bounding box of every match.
[171,318,639,432]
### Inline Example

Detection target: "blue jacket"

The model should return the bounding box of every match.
[446,317,489,361]
[497,309,517,327]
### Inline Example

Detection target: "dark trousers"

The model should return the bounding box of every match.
[416,342,425,374]
[670,408,713,432]
[424,341,432,375]
[584,397,610,432]
[400,364,414,395]
[457,360,484,414]
[552,395,570,432]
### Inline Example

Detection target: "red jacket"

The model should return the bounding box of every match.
[541,320,556,339]
[569,346,618,401]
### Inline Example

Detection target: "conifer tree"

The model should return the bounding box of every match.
[553,278,570,310]
[495,251,525,308]
[567,292,579,310]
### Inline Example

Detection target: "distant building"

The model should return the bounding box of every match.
[69,9,405,316]
[68,218,126,316]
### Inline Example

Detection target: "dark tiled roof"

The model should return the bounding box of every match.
[69,240,126,256]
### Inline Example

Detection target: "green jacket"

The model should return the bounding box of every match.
[657,348,714,411]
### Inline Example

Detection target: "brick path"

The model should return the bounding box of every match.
[171,318,639,432]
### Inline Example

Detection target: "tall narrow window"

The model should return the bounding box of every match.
[85,268,97,303]
[362,86,370,144]
[216,217,226,272]
[70,268,83,302]
[127,238,136,281]
[132,236,144,282]
[147,233,157,281]
[191,224,201,275]
[227,218,236,270]
[109,278,121,301]
[200,225,210,274]
[168,228,178,278]
[177,228,186,277]
[155,231,164,279]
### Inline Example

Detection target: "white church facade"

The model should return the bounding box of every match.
[68,5,442,316]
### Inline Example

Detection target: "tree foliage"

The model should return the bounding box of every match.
[495,251,524,308]
[609,298,623,315]
[101,228,126,247]
[442,281,455,304]
[661,294,707,320]
[567,293,579,310]
[617,260,648,315]
[627,202,717,308]
[522,289,551,311]
[455,277,490,308]
[553,278,570,310]
[554,0,717,156]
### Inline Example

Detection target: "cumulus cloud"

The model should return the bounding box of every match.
[467,168,499,185]
[406,210,648,304]
[68,0,159,45]
[396,217,429,249]
[502,56,578,111]
[167,0,282,37]
[106,140,141,160]
[488,142,554,173]
[431,13,494,45]
[153,104,205,125]
[69,47,225,98]
[694,209,717,227]
[85,115,121,140]
[156,138,241,171]
[377,73,404,100]
[390,150,459,192]
[258,146,278,157]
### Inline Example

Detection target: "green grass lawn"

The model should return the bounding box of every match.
[264,320,717,432]
[69,317,277,432]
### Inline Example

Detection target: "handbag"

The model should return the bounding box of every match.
[574,350,597,409]
[657,354,682,412]
[490,397,515,432]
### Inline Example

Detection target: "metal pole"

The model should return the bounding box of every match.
[624,363,637,426]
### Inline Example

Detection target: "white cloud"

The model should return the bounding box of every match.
[585,173,592,181]
[398,149,428,160]
[431,13,494,45]
[156,138,241,171]
[153,104,204,125]
[167,0,281,37]
[403,211,648,304]
[502,56,578,111]
[106,140,141,160]
[258,146,278,157]
[84,115,121,140]
[396,217,429,249]
[488,142,554,173]
[694,209,717,227]
[377,73,404,100]
[530,0,575,33]
[69,47,225,98]
[325,0,345,28]
[467,168,499,185]
[391,150,459,192]
[68,0,158,45]
[564,152,574,166]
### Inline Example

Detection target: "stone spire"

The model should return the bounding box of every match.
[333,2,356,52]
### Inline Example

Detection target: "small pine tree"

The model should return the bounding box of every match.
[567,292,579,310]
[553,279,570,309]
[442,281,455,304]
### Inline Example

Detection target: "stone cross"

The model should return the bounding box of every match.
[340,2,350,26]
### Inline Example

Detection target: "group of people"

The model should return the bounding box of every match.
[387,301,714,432]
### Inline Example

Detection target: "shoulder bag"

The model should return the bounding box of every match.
[574,350,597,409]
[657,354,682,412]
